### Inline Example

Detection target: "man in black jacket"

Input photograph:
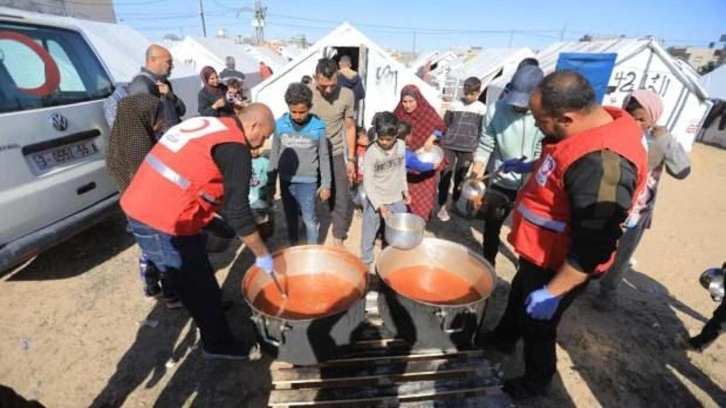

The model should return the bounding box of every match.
[129,44,186,134]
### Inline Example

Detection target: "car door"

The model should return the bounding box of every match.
[0,20,117,246]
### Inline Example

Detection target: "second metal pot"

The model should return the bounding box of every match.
[376,238,496,350]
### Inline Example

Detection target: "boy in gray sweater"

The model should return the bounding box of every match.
[268,83,332,245]
[360,112,411,267]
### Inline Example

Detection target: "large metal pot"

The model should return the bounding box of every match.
[384,213,425,250]
[242,245,368,364]
[376,238,496,350]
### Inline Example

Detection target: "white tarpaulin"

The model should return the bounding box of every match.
[700,64,726,101]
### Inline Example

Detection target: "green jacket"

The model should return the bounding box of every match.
[474,99,543,191]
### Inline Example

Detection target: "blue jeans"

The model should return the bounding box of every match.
[360,200,407,265]
[280,180,319,244]
[127,218,235,350]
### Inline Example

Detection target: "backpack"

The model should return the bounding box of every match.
[103,72,155,129]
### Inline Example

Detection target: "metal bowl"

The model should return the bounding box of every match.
[416,145,444,166]
[384,213,425,250]
[460,177,487,201]
[700,266,725,301]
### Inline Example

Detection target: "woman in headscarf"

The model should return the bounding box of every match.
[593,89,691,310]
[197,66,235,117]
[106,93,181,309]
[393,85,446,221]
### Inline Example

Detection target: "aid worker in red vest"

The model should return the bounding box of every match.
[475,71,648,400]
[121,103,276,361]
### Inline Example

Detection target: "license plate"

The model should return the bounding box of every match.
[31,141,99,172]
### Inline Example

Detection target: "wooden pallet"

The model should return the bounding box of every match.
[267,292,513,407]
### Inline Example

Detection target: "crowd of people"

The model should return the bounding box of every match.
[104,43,723,402]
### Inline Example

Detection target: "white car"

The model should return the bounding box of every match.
[0,12,118,272]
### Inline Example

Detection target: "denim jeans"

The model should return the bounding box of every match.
[127,218,235,350]
[280,180,319,244]
[360,200,407,265]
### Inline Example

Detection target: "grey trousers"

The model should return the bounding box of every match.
[598,217,648,296]
[329,154,353,240]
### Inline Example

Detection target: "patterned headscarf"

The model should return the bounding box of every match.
[106,93,161,192]
[393,85,445,150]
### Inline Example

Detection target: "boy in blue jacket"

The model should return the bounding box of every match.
[268,83,332,245]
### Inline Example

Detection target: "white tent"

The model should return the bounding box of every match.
[700,64,726,101]
[243,45,290,72]
[529,38,712,151]
[447,48,536,104]
[279,45,305,62]
[451,48,535,84]
[413,50,462,91]
[171,36,264,87]
[251,23,443,128]
[0,7,201,116]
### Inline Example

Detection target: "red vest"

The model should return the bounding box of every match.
[121,117,247,235]
[507,107,648,275]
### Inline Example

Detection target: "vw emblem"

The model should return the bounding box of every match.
[49,112,68,131]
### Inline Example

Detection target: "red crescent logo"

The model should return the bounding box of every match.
[180,118,210,133]
[0,31,61,97]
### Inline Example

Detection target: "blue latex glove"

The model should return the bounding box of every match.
[525,287,561,320]
[255,255,274,275]
[500,157,533,174]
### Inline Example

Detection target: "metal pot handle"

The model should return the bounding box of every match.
[253,314,289,347]
[435,308,469,334]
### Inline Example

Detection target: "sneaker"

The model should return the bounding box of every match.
[164,298,184,310]
[332,238,345,247]
[437,206,450,222]
[502,377,549,401]
[202,341,262,361]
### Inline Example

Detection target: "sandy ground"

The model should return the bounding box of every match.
[0,143,725,408]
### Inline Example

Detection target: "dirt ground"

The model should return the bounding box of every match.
[1,143,724,408]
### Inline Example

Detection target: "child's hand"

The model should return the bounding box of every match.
[379,205,390,218]
[319,187,331,201]
[424,138,435,150]
[403,191,411,205]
